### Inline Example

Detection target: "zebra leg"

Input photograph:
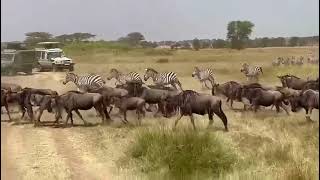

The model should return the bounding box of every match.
[204,80,210,89]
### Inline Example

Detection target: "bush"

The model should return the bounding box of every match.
[156,58,169,63]
[144,49,174,56]
[126,128,238,179]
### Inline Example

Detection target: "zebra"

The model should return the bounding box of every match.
[240,63,263,82]
[106,68,142,86]
[191,66,215,89]
[144,68,182,90]
[272,58,281,66]
[63,72,105,92]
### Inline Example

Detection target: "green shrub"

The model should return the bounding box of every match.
[127,128,238,179]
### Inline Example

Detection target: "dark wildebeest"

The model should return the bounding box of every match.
[1,88,12,121]
[19,88,58,123]
[51,91,110,126]
[302,79,319,91]
[288,89,319,122]
[116,82,180,117]
[29,94,60,125]
[110,97,146,125]
[212,81,242,108]
[80,85,129,114]
[241,86,289,114]
[1,83,22,92]
[165,90,228,131]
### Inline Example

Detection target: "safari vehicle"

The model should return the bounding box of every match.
[35,42,74,72]
[1,49,37,75]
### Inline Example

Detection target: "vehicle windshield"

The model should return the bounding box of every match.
[1,53,14,61]
[47,52,62,59]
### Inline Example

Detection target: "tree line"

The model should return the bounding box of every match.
[4,20,319,50]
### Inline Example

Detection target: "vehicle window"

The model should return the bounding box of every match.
[1,53,14,61]
[35,51,41,59]
[41,52,45,59]
[47,52,62,59]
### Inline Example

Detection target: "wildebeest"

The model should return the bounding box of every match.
[18,88,58,122]
[51,91,110,126]
[277,75,308,90]
[1,88,12,121]
[241,86,289,114]
[29,94,59,125]
[212,81,242,108]
[165,90,228,131]
[288,89,319,121]
[110,97,146,124]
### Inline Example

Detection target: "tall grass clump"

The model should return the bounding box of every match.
[126,127,239,179]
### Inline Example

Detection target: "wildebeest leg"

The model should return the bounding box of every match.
[279,103,290,115]
[136,109,142,125]
[74,110,88,125]
[35,107,45,126]
[122,111,129,124]
[189,115,196,130]
[275,103,280,113]
[230,99,234,109]
[207,111,214,129]
[4,103,12,121]
[70,112,74,126]
[213,102,229,131]
[270,104,274,110]
[306,108,314,122]
[26,105,34,122]
[65,112,70,126]
[173,114,183,129]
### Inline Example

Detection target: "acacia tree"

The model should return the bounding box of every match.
[192,38,200,50]
[118,32,145,46]
[24,32,53,46]
[227,21,254,50]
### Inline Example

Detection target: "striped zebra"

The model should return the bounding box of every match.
[191,66,215,89]
[63,72,105,92]
[106,68,142,86]
[240,63,263,82]
[144,68,182,90]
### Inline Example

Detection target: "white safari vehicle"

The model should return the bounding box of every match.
[35,42,74,72]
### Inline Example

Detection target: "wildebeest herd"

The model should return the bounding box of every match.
[1,66,319,132]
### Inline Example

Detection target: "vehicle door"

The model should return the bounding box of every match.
[38,51,52,69]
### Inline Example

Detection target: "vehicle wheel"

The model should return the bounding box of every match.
[69,66,74,72]
[52,65,57,72]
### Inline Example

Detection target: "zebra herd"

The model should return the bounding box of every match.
[272,56,319,66]
[62,65,263,92]
[63,68,184,92]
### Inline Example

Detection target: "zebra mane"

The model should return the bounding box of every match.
[145,68,158,74]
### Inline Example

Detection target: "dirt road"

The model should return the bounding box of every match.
[1,72,127,180]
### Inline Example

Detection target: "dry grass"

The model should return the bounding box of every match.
[2,46,319,179]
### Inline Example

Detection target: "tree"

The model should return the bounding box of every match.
[118,32,145,46]
[289,37,299,47]
[261,37,270,47]
[192,38,200,50]
[227,21,254,50]
[212,39,227,48]
[24,32,53,45]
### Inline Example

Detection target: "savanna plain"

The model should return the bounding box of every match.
[1,44,319,180]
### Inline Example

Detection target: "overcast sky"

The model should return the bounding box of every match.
[1,0,319,42]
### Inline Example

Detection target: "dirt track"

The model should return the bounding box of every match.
[1,72,125,180]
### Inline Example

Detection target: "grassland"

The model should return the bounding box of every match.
[1,45,319,180]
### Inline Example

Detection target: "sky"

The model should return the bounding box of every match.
[1,0,319,42]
